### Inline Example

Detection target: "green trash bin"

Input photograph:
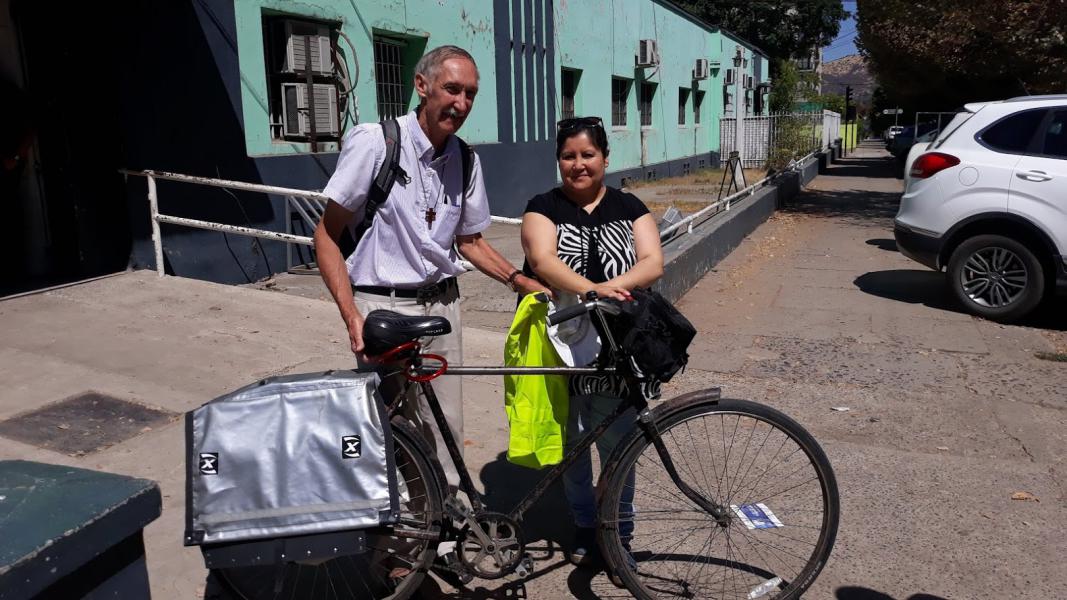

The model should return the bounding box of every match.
[0,461,162,599]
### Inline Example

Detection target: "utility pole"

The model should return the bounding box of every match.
[844,85,853,153]
[733,46,745,167]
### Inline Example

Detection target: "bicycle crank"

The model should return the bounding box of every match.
[456,511,526,579]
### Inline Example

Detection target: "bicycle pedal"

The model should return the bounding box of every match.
[443,496,472,522]
[514,554,535,578]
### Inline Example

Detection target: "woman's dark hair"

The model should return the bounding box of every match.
[555,116,609,159]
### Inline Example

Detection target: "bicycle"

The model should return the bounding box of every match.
[209,297,840,600]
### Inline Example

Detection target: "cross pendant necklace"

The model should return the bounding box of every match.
[415,138,446,231]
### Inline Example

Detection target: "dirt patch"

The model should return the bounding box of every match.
[625,167,767,189]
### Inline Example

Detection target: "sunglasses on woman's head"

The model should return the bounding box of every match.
[556,116,604,131]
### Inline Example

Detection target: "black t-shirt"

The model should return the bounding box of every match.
[522,187,658,400]
[521,186,650,283]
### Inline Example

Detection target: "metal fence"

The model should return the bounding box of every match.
[720,110,840,168]
[119,169,520,277]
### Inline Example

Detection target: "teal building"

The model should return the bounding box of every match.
[3,0,767,289]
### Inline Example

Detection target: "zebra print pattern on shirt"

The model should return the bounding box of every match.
[555,218,660,400]
[555,221,638,280]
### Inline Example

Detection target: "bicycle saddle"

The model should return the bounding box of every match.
[362,310,452,356]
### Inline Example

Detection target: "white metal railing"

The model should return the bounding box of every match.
[119,169,519,276]
[658,151,816,244]
[719,111,838,168]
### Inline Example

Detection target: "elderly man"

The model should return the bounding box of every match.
[315,45,546,489]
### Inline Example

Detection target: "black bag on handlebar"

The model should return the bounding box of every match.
[607,289,696,383]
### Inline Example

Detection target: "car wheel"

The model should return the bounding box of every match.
[947,234,1045,323]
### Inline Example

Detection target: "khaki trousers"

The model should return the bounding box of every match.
[354,286,464,489]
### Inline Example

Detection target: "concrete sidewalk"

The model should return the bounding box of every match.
[666,141,1066,600]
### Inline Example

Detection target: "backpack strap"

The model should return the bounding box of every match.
[360,118,405,233]
[457,137,475,199]
[341,119,406,256]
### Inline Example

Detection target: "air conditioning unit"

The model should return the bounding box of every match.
[281,20,332,75]
[724,68,735,85]
[693,58,710,80]
[281,82,339,138]
[636,39,659,67]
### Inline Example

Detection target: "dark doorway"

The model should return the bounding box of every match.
[4,3,131,295]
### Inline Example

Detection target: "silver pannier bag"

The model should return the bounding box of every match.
[184,370,398,546]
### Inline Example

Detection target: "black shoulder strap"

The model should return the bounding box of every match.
[457,137,475,198]
[364,118,404,227]
[342,119,405,256]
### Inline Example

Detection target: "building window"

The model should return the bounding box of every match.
[611,78,630,127]
[694,90,705,125]
[561,68,580,120]
[374,36,407,121]
[678,88,690,126]
[723,85,734,116]
[640,82,656,127]
[263,15,342,145]
[754,88,764,115]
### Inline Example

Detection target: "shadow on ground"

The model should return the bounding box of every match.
[855,270,1067,331]
[837,586,949,600]
[784,189,900,223]
[822,151,905,179]
[866,238,898,252]
[414,452,610,599]
[854,269,968,313]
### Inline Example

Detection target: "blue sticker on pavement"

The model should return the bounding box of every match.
[731,503,784,529]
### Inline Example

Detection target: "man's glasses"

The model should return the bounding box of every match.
[556,116,604,131]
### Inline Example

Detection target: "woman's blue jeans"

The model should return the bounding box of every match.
[562,393,636,541]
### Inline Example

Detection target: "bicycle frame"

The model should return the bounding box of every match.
[385,300,728,540]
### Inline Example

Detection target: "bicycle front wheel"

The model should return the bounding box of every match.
[598,392,839,600]
[213,418,446,600]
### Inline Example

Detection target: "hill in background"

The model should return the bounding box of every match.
[822,55,874,103]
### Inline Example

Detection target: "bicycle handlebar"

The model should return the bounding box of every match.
[546,299,622,326]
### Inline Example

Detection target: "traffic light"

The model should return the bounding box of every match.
[844,86,853,108]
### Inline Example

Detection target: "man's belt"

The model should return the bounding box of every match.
[354,277,458,301]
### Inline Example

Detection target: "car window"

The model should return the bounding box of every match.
[977,108,1046,153]
[1040,110,1067,158]
[932,112,973,149]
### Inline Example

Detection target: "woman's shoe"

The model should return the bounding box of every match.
[568,527,599,566]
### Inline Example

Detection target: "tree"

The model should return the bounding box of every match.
[856,0,1067,109]
[815,93,846,115]
[678,0,849,65]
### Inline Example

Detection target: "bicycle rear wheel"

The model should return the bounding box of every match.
[213,419,446,600]
[597,391,839,600]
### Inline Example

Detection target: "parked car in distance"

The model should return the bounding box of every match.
[889,123,939,158]
[894,95,1067,322]
[885,125,905,142]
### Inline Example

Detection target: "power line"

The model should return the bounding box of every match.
[824,32,858,52]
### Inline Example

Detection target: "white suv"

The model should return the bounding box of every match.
[894,95,1067,322]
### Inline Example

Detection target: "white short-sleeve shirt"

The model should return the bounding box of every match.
[322,111,491,287]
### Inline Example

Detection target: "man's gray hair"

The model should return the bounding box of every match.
[415,45,477,84]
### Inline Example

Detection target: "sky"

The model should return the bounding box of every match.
[822,1,858,61]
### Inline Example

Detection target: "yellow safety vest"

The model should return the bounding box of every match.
[503,294,569,469]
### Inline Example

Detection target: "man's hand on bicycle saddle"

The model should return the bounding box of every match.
[344,311,367,360]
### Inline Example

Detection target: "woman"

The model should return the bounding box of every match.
[520,116,664,565]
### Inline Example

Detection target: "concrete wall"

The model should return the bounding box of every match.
[658,152,823,303]
[233,0,500,156]
[6,0,772,289]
